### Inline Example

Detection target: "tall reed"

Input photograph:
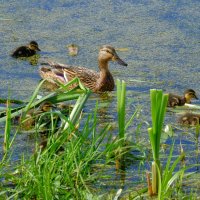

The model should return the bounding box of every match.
[148,89,168,194]
[116,79,141,141]
[117,79,126,143]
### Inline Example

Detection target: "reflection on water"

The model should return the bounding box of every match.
[13,54,41,65]
[0,0,200,195]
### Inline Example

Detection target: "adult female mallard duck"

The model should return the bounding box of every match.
[167,89,198,107]
[11,41,41,58]
[39,45,128,92]
[178,112,200,126]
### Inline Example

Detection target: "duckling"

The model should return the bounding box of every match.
[19,101,53,130]
[67,43,79,56]
[167,89,198,107]
[178,112,200,126]
[39,45,128,92]
[11,41,41,58]
[38,101,53,112]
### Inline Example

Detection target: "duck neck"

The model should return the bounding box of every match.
[28,45,36,52]
[95,59,114,91]
[184,96,191,103]
[98,61,114,84]
[98,60,110,76]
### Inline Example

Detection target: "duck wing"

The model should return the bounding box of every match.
[39,61,99,90]
[168,93,184,107]
[11,46,30,57]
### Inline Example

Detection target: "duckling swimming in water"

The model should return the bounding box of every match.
[67,43,79,56]
[178,112,200,126]
[39,45,128,92]
[11,41,41,58]
[167,89,198,107]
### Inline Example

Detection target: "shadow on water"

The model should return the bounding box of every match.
[0,0,200,196]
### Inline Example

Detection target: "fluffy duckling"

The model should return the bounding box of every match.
[19,101,53,130]
[178,113,200,126]
[11,41,41,58]
[39,45,128,92]
[167,89,198,107]
[67,44,79,56]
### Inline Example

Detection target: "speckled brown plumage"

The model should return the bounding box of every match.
[39,45,127,92]
[167,89,198,107]
[178,112,200,126]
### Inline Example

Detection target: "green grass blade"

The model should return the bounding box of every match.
[24,79,47,112]
[150,89,158,135]
[3,100,11,153]
[148,127,156,160]
[63,89,91,130]
[117,79,126,139]
[125,106,141,131]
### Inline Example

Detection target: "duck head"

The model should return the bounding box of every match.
[29,41,41,51]
[39,101,54,112]
[184,89,198,103]
[98,45,128,67]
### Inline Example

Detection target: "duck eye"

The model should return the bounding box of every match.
[106,50,113,55]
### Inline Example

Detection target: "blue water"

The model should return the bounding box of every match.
[0,0,200,196]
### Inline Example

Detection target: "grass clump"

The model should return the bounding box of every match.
[0,79,144,199]
[2,83,198,199]
[6,110,113,199]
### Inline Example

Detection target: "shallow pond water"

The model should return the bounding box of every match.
[0,0,200,196]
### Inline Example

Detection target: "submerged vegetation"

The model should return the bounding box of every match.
[0,80,199,199]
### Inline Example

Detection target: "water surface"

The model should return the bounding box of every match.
[0,0,200,195]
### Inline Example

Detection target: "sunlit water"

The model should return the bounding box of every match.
[0,0,200,195]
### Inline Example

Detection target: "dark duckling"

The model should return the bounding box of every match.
[11,41,41,58]
[178,113,200,126]
[167,89,198,107]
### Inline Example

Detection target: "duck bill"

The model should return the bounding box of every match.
[194,95,198,100]
[113,55,128,66]
[36,47,41,51]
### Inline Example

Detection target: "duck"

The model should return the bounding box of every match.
[17,101,53,130]
[167,89,198,107]
[11,41,41,58]
[178,112,200,126]
[39,45,128,92]
[67,43,79,56]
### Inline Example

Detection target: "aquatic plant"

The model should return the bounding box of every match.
[117,79,126,143]
[9,108,113,199]
[148,89,168,195]
[117,79,142,142]
[147,89,200,199]
[0,78,88,123]
[2,82,198,199]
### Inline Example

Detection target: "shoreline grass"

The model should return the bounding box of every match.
[0,82,199,199]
